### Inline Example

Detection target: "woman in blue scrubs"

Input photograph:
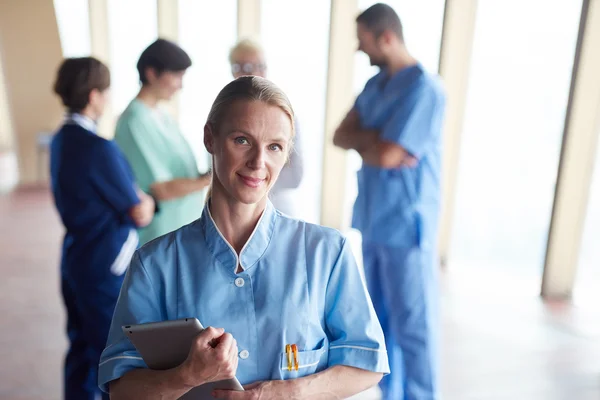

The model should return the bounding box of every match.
[50,57,156,400]
[99,76,389,398]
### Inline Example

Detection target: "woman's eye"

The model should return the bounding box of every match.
[269,144,283,152]
[235,137,249,145]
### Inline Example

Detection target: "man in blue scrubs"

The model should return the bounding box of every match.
[333,4,446,399]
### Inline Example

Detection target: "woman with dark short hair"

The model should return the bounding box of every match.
[50,56,155,400]
[114,38,210,246]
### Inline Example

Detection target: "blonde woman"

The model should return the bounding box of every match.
[99,76,388,399]
[229,38,304,218]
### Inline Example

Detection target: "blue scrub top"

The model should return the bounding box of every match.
[98,201,389,391]
[352,64,446,249]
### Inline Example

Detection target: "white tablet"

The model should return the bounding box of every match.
[122,318,244,399]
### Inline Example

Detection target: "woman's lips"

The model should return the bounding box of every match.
[238,174,265,188]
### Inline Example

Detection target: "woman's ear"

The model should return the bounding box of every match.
[204,123,215,154]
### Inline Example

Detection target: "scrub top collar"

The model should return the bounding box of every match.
[65,112,97,134]
[201,199,277,274]
[377,63,423,89]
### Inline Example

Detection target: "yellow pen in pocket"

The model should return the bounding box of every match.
[285,344,292,371]
[291,344,299,371]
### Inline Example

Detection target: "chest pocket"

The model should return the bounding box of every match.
[277,344,326,380]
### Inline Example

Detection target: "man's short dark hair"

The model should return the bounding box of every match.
[137,38,192,85]
[53,57,110,113]
[356,3,404,41]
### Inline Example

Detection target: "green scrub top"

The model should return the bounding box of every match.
[114,99,206,245]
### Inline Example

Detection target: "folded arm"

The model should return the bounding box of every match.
[333,109,416,169]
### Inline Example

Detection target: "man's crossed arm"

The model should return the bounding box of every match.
[333,110,417,169]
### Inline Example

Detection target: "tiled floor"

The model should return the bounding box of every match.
[1,188,599,400]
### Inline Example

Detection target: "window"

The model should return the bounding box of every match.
[107,0,158,117]
[260,0,331,223]
[344,0,447,229]
[575,128,600,306]
[53,0,91,57]
[178,0,237,172]
[448,0,583,292]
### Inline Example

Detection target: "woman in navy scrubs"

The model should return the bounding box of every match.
[50,57,155,400]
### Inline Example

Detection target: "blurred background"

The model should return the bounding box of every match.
[1,0,599,399]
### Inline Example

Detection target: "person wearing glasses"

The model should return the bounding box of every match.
[114,39,211,246]
[228,38,305,219]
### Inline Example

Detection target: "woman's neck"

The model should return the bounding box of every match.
[136,86,159,108]
[209,183,267,254]
[77,107,97,121]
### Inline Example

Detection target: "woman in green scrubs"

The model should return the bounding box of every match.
[115,39,210,245]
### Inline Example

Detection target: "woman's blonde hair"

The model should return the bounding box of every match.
[204,76,296,201]
[207,75,295,138]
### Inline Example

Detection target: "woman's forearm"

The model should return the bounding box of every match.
[109,366,193,400]
[151,174,211,201]
[291,365,382,399]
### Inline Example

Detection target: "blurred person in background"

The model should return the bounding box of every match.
[50,57,155,400]
[333,4,446,400]
[229,38,305,218]
[115,38,210,245]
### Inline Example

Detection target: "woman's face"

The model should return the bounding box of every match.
[146,69,185,100]
[205,100,293,205]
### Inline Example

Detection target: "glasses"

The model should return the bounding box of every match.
[231,62,267,75]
